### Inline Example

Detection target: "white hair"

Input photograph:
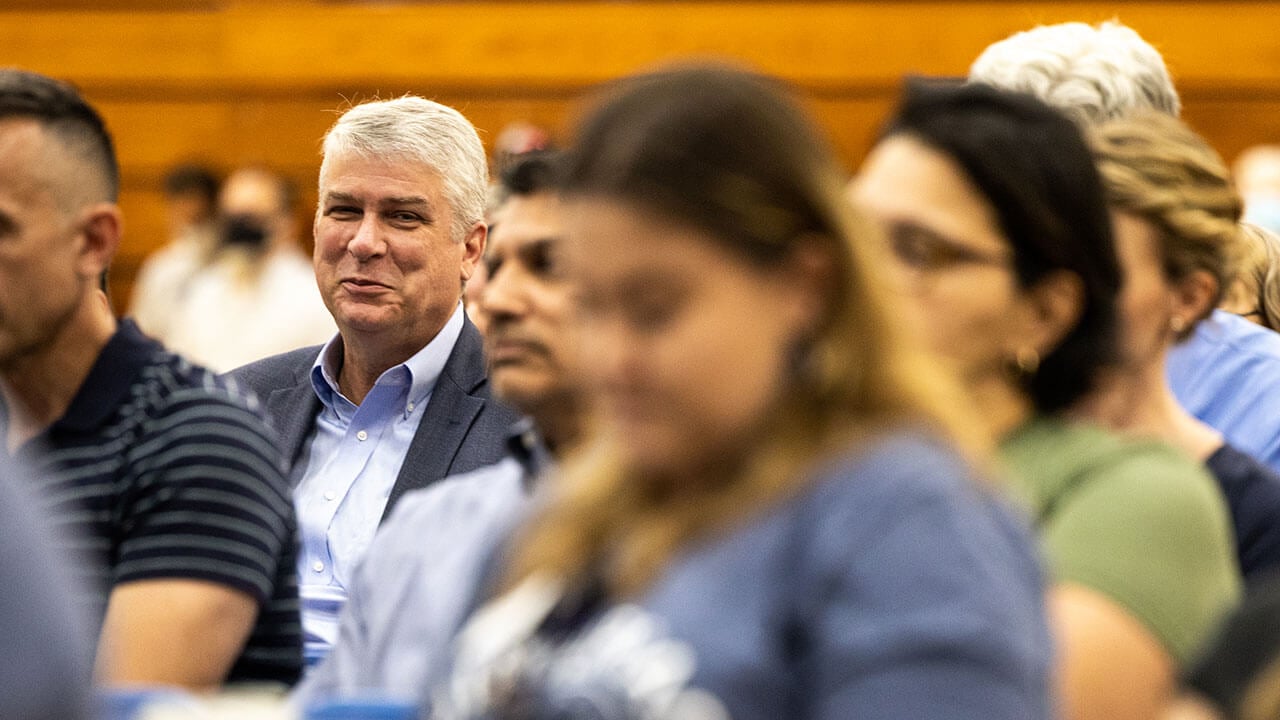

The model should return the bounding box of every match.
[969,20,1180,126]
[320,95,488,242]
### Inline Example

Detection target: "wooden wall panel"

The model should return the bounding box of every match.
[3,1,1280,308]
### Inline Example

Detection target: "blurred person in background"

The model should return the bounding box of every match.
[490,119,552,178]
[434,65,1053,720]
[0,68,300,691]
[1077,115,1280,583]
[853,80,1240,720]
[1220,223,1280,330]
[228,96,519,669]
[1234,145,1280,234]
[129,163,219,341]
[970,18,1280,475]
[164,166,335,372]
[296,150,583,707]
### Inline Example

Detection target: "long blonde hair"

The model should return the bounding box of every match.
[509,64,985,598]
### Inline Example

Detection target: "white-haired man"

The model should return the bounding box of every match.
[229,97,519,668]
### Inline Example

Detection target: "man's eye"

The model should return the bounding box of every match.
[527,246,559,277]
[390,212,423,225]
[326,206,360,219]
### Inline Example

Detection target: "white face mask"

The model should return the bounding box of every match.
[1244,194,1280,235]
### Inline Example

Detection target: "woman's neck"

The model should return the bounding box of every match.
[1074,354,1222,462]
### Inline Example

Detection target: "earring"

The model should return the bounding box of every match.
[1170,316,1187,334]
[1013,347,1040,375]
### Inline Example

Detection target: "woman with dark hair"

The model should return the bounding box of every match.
[852,80,1240,720]
[433,65,1052,720]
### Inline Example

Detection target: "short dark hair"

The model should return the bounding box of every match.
[882,78,1121,414]
[499,150,561,198]
[0,68,118,202]
[163,164,220,205]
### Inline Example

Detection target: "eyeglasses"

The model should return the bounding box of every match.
[885,222,1011,278]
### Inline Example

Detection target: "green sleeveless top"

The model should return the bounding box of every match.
[1000,416,1241,665]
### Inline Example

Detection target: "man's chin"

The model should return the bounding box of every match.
[491,372,554,408]
[334,309,397,336]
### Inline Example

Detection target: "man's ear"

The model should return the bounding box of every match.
[779,237,837,337]
[75,202,122,280]
[1019,269,1085,358]
[461,221,487,282]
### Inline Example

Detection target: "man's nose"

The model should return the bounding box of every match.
[480,264,527,320]
[347,215,385,260]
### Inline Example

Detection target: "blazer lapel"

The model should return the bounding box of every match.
[265,368,322,481]
[382,319,488,519]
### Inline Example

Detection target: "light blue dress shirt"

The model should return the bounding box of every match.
[1168,309,1280,474]
[294,303,465,666]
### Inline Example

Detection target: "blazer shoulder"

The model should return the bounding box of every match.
[222,345,322,396]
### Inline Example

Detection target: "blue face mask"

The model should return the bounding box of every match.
[1244,195,1280,235]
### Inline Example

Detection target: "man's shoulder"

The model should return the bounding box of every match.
[223,346,322,396]
[370,458,531,571]
[107,350,286,483]
[389,459,528,526]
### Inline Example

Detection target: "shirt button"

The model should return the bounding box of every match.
[323,490,337,501]
[311,561,325,573]
[356,430,368,441]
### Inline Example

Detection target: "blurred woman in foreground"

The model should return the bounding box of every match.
[852,81,1240,720]
[435,65,1052,720]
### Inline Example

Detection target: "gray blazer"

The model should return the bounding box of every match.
[225,317,521,521]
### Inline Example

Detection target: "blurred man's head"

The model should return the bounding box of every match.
[969,20,1179,127]
[479,152,580,447]
[0,69,121,369]
[163,164,219,236]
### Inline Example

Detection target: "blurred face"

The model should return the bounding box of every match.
[1111,211,1177,366]
[219,170,293,248]
[852,135,1024,387]
[564,198,810,481]
[480,192,576,416]
[0,120,93,369]
[462,252,489,335]
[314,153,483,355]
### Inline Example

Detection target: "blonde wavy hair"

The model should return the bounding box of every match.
[1227,222,1280,330]
[507,64,987,598]
[1090,112,1243,339]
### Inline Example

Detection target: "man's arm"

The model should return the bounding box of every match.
[101,380,300,689]
[96,579,259,691]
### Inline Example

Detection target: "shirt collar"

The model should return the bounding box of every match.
[505,417,554,485]
[53,319,159,434]
[310,302,467,413]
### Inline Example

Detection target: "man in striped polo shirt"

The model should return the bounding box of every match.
[0,69,302,689]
